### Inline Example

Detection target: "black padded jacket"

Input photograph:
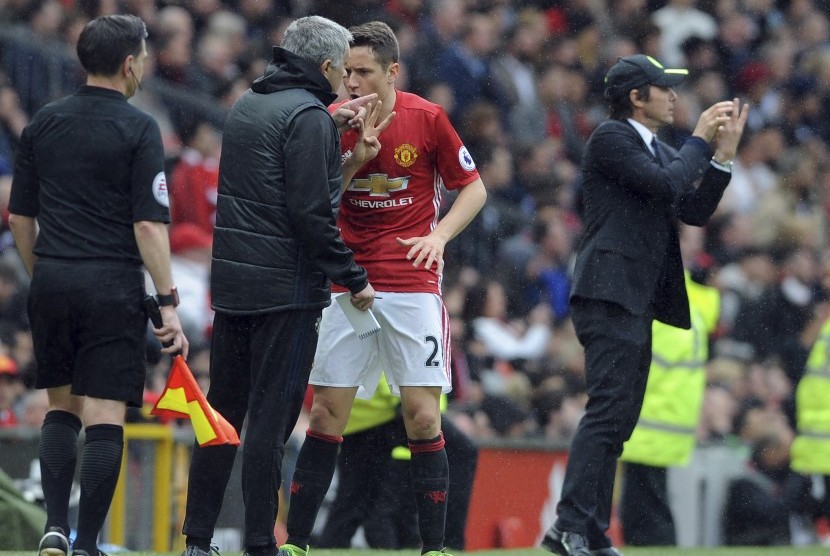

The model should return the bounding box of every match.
[210,47,368,314]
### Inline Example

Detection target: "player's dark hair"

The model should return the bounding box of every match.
[607,83,651,120]
[350,21,399,69]
[77,14,147,76]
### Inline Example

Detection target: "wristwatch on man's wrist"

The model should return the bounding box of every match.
[157,286,179,308]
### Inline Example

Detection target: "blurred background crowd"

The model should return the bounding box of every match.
[1,0,830,546]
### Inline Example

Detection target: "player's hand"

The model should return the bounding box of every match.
[332,93,378,133]
[691,100,734,142]
[396,234,445,273]
[350,283,376,311]
[154,305,190,359]
[350,101,396,166]
[712,97,749,163]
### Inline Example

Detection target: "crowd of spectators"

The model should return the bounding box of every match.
[2,0,830,545]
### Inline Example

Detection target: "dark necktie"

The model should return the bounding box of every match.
[651,136,663,166]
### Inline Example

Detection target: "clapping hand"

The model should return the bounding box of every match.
[712,97,749,163]
[691,100,734,142]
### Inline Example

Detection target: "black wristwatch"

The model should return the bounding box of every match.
[157,286,179,308]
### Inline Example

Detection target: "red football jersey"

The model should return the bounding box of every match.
[169,149,219,235]
[331,90,480,294]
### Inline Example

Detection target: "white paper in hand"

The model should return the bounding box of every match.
[335,294,381,340]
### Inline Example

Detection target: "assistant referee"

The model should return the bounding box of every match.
[8,15,188,556]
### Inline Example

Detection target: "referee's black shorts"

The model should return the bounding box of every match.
[28,258,148,406]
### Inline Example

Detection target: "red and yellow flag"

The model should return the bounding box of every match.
[151,355,240,447]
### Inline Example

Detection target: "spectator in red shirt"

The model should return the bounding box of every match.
[0,354,22,427]
[169,118,221,235]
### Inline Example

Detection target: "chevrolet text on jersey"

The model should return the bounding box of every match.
[349,196,414,208]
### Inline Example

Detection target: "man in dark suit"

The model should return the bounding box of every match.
[541,54,748,556]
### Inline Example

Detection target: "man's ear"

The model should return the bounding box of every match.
[387,62,400,84]
[123,54,134,77]
[320,59,332,74]
[629,88,644,107]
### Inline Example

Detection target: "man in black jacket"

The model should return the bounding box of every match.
[180,15,383,556]
[724,431,816,546]
[541,55,748,556]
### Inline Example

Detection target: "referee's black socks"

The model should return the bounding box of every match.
[39,410,82,536]
[74,424,124,556]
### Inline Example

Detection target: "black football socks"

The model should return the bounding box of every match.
[409,434,449,554]
[39,410,82,536]
[74,424,124,555]
[285,430,342,549]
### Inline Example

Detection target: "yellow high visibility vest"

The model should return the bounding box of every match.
[621,275,719,467]
[343,377,400,436]
[343,375,448,438]
[791,317,830,474]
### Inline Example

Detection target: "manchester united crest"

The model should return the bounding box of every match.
[394,143,418,168]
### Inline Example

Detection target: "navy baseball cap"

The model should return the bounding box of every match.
[604,54,689,100]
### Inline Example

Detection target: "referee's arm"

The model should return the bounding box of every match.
[8,213,37,276]
[134,219,189,358]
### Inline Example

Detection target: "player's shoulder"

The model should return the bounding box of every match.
[395,90,445,118]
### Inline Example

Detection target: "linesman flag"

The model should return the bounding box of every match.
[151,355,240,447]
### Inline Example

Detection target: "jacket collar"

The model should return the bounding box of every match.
[251,47,338,106]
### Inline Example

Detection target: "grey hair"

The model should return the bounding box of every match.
[281,16,352,69]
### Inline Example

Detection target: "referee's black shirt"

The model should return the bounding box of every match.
[9,85,170,265]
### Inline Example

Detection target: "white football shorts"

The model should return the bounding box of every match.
[310,292,451,399]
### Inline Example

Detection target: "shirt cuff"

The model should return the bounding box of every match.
[710,159,732,173]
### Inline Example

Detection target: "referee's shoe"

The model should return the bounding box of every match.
[541,525,592,556]
[38,527,69,556]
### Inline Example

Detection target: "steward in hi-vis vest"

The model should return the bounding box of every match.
[618,273,720,546]
[621,274,720,466]
[791,317,830,474]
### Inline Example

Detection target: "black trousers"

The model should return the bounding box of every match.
[620,463,676,546]
[555,298,653,548]
[182,309,321,548]
[318,415,478,550]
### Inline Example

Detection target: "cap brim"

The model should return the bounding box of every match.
[652,71,688,88]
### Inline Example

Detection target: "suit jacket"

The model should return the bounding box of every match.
[570,119,730,329]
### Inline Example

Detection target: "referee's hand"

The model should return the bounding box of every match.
[154,305,190,359]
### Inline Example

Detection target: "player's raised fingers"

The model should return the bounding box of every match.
[376,111,396,133]
[342,93,377,111]
[362,100,381,130]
